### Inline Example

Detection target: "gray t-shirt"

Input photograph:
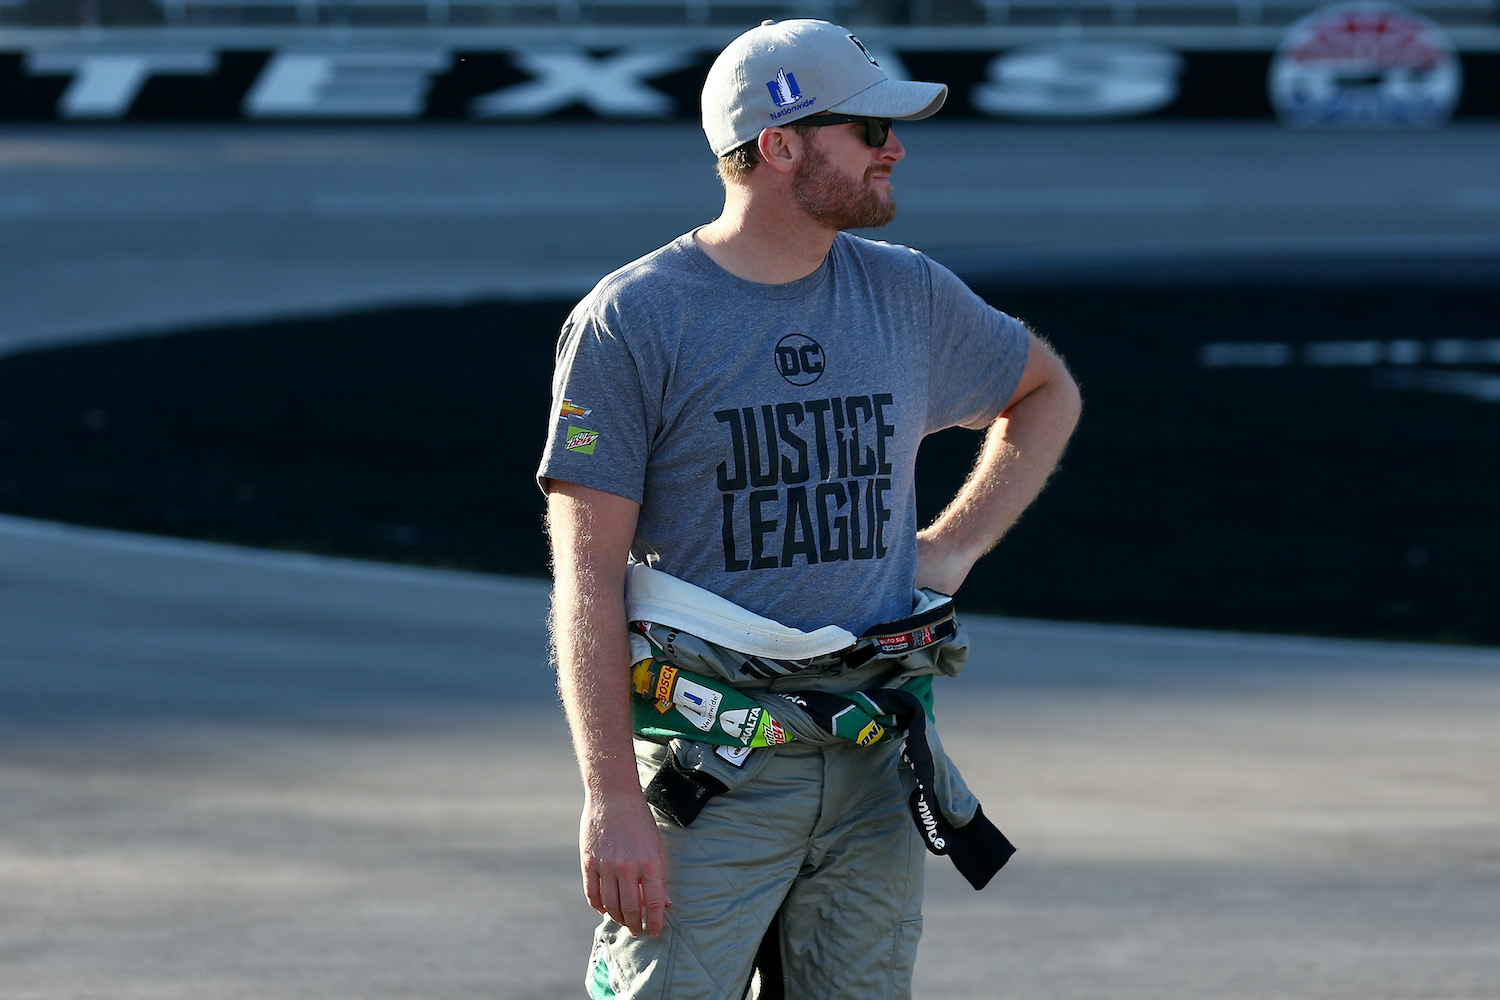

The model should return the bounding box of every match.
[539,231,1029,636]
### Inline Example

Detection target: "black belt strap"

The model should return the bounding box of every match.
[841,605,959,671]
[643,749,727,827]
[647,687,1016,891]
[803,688,1016,890]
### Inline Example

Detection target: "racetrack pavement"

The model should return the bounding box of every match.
[4,117,1498,998]
[3,514,1496,999]
[2,121,1498,357]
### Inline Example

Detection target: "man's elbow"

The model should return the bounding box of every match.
[1053,362,1083,430]
[1005,340,1082,430]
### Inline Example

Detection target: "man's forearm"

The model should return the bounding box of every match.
[546,482,669,938]
[917,347,1081,593]
[553,576,639,793]
[547,487,641,795]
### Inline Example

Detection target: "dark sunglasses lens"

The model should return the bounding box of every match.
[864,119,890,147]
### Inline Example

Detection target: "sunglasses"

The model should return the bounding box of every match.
[798,114,894,149]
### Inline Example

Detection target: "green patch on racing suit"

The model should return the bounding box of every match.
[630,652,933,750]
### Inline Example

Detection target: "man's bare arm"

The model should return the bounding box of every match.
[916,333,1082,595]
[545,479,670,939]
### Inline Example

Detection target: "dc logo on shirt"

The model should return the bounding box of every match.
[775,334,825,386]
[767,68,802,108]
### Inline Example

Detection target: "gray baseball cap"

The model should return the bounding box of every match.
[701,19,948,157]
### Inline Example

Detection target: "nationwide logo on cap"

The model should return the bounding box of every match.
[767,68,802,108]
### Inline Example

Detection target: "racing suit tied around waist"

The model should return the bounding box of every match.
[624,563,1016,891]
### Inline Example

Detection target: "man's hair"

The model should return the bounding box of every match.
[715,123,817,186]
[716,139,761,185]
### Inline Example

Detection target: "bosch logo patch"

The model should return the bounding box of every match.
[652,664,678,713]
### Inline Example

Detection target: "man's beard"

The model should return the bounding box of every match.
[792,141,897,230]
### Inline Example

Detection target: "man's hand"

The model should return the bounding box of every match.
[581,786,671,939]
[916,332,1081,593]
[546,481,671,937]
[913,531,975,596]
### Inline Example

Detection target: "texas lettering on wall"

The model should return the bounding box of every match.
[3,36,1493,121]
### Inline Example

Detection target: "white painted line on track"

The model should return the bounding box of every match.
[0,512,545,594]
[311,192,627,216]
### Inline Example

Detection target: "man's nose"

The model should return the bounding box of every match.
[880,128,905,162]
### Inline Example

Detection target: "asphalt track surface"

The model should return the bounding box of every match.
[3,121,1500,354]
[2,122,1500,998]
[3,515,1498,999]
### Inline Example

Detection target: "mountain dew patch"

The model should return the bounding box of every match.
[565,426,599,454]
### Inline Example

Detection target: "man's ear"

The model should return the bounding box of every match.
[758,127,801,174]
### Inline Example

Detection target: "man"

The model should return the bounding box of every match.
[539,18,1080,1000]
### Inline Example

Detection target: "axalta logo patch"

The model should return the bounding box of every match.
[559,399,591,419]
[719,707,763,745]
[565,426,599,454]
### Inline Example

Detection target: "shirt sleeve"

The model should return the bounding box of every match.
[923,256,1031,433]
[536,293,655,503]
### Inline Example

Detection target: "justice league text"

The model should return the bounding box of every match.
[715,392,896,572]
